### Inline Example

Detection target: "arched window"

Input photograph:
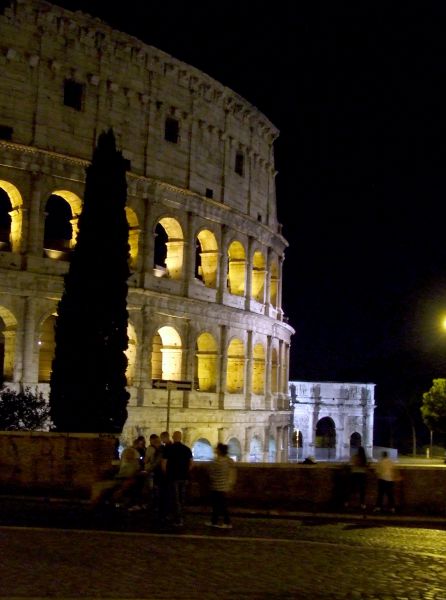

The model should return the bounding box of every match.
[226,338,245,393]
[192,438,213,461]
[0,188,12,251]
[251,250,266,302]
[38,315,56,382]
[227,241,246,296]
[315,417,336,460]
[125,207,139,271]
[228,437,242,461]
[43,195,73,259]
[151,326,182,381]
[153,218,184,279]
[252,343,265,394]
[350,432,362,450]
[195,332,217,392]
[195,229,218,288]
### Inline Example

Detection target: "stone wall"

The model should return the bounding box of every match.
[1,433,445,515]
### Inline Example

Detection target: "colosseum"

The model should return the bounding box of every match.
[0,0,294,461]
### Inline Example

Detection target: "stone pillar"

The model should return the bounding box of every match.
[139,190,154,288]
[265,335,272,409]
[245,236,254,310]
[218,324,228,409]
[277,255,284,320]
[21,296,37,386]
[217,225,229,302]
[26,174,44,256]
[243,425,253,462]
[182,211,196,296]
[244,330,253,410]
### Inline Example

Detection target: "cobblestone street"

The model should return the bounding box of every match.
[1,500,446,599]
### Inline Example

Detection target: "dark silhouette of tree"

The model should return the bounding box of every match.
[0,387,52,431]
[49,129,130,433]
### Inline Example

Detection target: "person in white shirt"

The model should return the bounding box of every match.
[373,451,397,513]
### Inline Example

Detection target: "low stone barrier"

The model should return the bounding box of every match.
[0,433,445,515]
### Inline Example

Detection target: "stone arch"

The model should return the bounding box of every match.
[251,249,266,302]
[227,437,242,461]
[38,314,57,382]
[0,305,17,381]
[350,432,362,449]
[153,217,184,279]
[315,417,336,460]
[125,321,137,385]
[249,435,263,462]
[269,258,279,307]
[50,189,82,246]
[192,438,213,461]
[226,337,245,393]
[43,194,73,259]
[227,240,246,296]
[151,325,183,381]
[195,229,218,288]
[125,206,139,270]
[0,180,23,253]
[195,332,217,392]
[252,342,265,394]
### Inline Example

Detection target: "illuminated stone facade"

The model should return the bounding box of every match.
[289,381,375,461]
[0,1,293,461]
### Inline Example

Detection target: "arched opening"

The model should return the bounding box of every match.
[249,435,263,462]
[251,250,266,302]
[195,332,217,392]
[268,435,276,462]
[153,217,184,279]
[228,437,242,462]
[0,188,12,251]
[0,180,23,253]
[226,338,244,393]
[38,314,56,382]
[125,207,139,270]
[151,326,182,381]
[315,417,336,460]
[290,429,303,462]
[195,229,218,288]
[252,343,265,394]
[125,322,137,385]
[43,194,73,259]
[271,348,278,393]
[192,438,213,461]
[227,240,246,296]
[0,307,16,382]
[350,432,362,452]
[269,259,279,307]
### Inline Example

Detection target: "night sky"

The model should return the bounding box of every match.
[53,1,446,448]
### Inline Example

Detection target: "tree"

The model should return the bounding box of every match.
[49,129,130,433]
[0,387,52,431]
[420,378,446,435]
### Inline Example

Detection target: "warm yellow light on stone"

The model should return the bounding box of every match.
[0,306,17,380]
[270,260,278,307]
[158,217,184,279]
[251,250,266,302]
[196,332,217,391]
[0,180,23,253]
[153,325,182,380]
[38,314,56,382]
[125,322,137,384]
[252,343,265,394]
[226,337,245,393]
[196,229,218,288]
[228,241,246,296]
[52,189,82,247]
[125,207,139,269]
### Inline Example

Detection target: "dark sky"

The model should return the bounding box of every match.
[54,1,446,446]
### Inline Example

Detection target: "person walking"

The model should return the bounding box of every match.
[373,450,397,513]
[162,430,193,526]
[344,446,368,510]
[206,442,236,529]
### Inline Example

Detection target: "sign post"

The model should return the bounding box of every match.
[152,380,193,431]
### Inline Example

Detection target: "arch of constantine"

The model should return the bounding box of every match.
[0,0,293,461]
[289,381,375,461]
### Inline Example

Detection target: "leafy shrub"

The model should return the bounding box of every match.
[0,387,53,431]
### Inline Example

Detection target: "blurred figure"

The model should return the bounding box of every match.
[206,443,236,529]
[162,430,193,526]
[344,446,368,510]
[373,451,397,513]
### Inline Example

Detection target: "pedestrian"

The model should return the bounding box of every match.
[344,446,368,510]
[143,433,163,517]
[162,430,193,526]
[206,442,236,529]
[373,451,397,513]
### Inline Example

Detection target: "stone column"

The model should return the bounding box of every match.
[21,296,37,386]
[218,324,228,409]
[217,225,229,302]
[26,174,44,257]
[265,335,272,410]
[244,330,253,410]
[244,236,254,310]
[182,211,196,296]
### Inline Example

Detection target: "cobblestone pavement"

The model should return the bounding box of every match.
[1,499,446,599]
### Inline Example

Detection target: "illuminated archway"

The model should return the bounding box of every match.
[125,322,137,385]
[195,332,217,392]
[195,229,218,288]
[251,250,266,302]
[0,306,17,381]
[249,435,262,462]
[125,207,139,270]
[151,326,182,381]
[38,314,56,382]
[0,180,23,253]
[269,259,279,307]
[315,417,336,460]
[51,190,82,246]
[153,217,184,279]
[227,240,246,296]
[226,338,245,393]
[43,194,73,258]
[192,438,213,461]
[228,437,242,461]
[252,343,265,394]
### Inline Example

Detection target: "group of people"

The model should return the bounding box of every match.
[92,431,237,528]
[344,447,398,512]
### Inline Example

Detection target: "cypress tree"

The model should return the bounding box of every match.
[49,129,130,433]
